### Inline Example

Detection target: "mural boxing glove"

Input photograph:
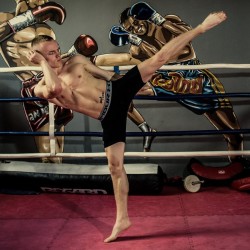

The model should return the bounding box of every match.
[129,1,165,25]
[65,34,98,58]
[5,2,66,36]
[109,25,142,46]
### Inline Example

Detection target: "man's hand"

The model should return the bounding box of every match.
[27,50,46,65]
[200,11,227,33]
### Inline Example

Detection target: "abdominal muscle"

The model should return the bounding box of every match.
[50,63,107,119]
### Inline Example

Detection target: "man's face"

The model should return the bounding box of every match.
[33,40,62,69]
[122,16,148,35]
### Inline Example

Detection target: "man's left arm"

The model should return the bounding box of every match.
[73,54,115,81]
[86,61,115,81]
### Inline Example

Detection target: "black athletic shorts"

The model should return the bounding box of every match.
[100,66,144,148]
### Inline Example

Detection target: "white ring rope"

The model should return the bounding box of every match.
[0,150,250,159]
[101,64,250,71]
[1,63,250,73]
[0,66,41,72]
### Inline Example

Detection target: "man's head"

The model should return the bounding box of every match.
[120,7,148,36]
[31,35,62,68]
[31,34,54,46]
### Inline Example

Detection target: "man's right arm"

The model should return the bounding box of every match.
[26,50,63,99]
[36,59,63,99]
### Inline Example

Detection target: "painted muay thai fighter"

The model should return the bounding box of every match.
[0,0,97,162]
[108,1,243,161]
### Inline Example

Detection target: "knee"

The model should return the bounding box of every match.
[108,158,123,177]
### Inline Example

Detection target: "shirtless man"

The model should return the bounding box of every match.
[27,11,227,243]
[107,2,243,161]
[0,0,73,163]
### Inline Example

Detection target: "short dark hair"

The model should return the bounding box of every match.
[31,35,55,47]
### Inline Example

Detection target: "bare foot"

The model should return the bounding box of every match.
[104,219,131,243]
[201,11,227,33]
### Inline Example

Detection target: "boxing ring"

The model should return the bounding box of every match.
[1,63,250,194]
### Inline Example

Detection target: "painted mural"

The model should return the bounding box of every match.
[0,1,244,162]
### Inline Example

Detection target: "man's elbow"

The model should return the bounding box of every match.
[47,85,62,99]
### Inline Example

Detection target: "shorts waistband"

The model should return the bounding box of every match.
[98,81,112,121]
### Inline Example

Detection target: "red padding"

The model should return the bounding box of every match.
[231,177,250,191]
[190,160,244,180]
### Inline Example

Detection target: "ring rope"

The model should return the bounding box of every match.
[135,93,250,101]
[1,93,250,103]
[0,129,248,137]
[1,150,250,159]
[0,97,41,102]
[101,64,250,71]
[1,63,250,73]
[0,92,250,106]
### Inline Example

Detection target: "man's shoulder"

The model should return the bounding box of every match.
[62,55,89,72]
[67,54,90,64]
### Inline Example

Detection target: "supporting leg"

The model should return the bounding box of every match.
[104,142,131,243]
